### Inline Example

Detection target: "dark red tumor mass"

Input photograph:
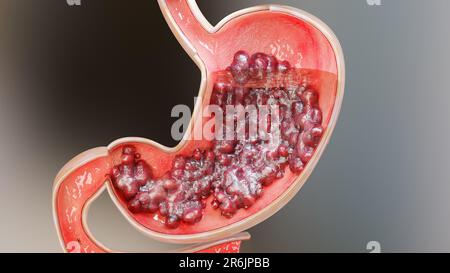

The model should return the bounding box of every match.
[110,51,323,228]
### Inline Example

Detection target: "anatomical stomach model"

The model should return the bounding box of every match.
[52,0,345,253]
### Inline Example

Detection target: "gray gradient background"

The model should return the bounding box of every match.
[0,0,449,252]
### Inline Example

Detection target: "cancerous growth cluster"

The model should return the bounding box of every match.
[110,51,324,229]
